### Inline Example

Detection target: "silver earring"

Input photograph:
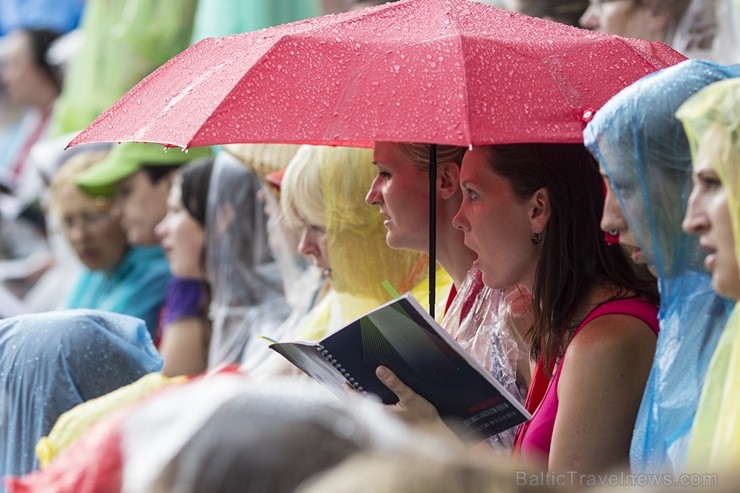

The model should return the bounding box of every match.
[531,231,542,246]
[609,229,618,236]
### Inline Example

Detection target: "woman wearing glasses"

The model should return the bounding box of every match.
[49,149,170,334]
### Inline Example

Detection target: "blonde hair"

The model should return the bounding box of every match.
[280,144,427,305]
[280,145,326,230]
[400,143,466,173]
[223,143,300,182]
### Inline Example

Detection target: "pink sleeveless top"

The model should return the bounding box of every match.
[517,298,659,466]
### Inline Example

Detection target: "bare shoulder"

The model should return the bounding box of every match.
[561,313,656,383]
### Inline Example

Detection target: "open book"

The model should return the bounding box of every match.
[268,293,530,441]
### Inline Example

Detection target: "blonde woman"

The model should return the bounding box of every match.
[679,77,740,472]
[51,150,170,335]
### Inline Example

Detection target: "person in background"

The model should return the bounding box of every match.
[511,0,588,26]
[280,145,428,339]
[579,0,739,63]
[0,29,62,301]
[249,144,431,379]
[76,142,210,344]
[154,154,288,376]
[678,77,740,472]
[0,28,61,191]
[221,143,314,373]
[49,148,170,335]
[584,59,738,473]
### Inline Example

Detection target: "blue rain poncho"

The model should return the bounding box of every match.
[0,309,162,485]
[584,60,739,474]
[0,0,83,35]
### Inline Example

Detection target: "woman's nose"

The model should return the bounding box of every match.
[452,207,468,232]
[365,177,382,206]
[297,229,315,257]
[579,5,600,30]
[682,189,709,234]
[154,216,169,242]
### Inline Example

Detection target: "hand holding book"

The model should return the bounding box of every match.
[268,293,530,442]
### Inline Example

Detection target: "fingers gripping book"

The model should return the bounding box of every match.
[268,293,530,441]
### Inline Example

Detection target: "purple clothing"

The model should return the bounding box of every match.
[519,298,659,465]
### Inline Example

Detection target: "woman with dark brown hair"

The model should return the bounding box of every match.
[450,143,660,473]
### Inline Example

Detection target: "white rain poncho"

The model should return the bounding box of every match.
[204,152,290,368]
[119,376,429,493]
[584,60,739,473]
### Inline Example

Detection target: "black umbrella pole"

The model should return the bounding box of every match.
[429,144,437,316]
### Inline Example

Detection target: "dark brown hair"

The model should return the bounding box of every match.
[24,28,63,92]
[487,144,658,366]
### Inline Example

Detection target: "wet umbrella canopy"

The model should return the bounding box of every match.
[69,0,684,149]
[69,0,684,313]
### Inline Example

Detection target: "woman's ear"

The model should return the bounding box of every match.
[529,187,551,233]
[437,163,460,200]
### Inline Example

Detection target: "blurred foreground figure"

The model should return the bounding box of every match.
[0,310,161,485]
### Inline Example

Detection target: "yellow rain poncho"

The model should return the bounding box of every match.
[677,78,740,471]
[281,145,450,342]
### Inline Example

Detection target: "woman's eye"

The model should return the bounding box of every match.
[465,187,478,201]
[700,176,722,190]
[378,171,391,179]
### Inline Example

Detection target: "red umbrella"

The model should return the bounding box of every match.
[68,0,685,314]
[68,0,684,150]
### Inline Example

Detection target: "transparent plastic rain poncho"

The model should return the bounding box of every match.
[676,78,740,471]
[205,152,290,369]
[442,268,526,451]
[671,0,740,64]
[119,375,433,493]
[584,60,739,473]
[284,145,429,341]
[0,309,162,483]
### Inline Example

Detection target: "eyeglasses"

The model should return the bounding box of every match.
[60,211,114,232]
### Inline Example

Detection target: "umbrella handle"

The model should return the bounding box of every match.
[429,144,437,317]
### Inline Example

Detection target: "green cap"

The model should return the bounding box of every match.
[76,142,212,196]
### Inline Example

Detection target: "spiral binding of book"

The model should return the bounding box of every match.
[317,343,367,395]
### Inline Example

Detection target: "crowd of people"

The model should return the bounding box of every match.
[0,0,738,492]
